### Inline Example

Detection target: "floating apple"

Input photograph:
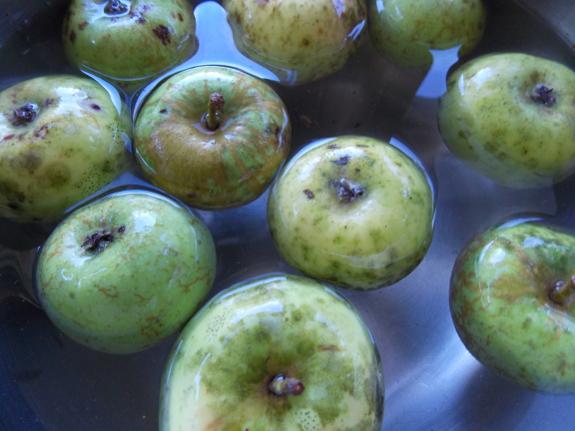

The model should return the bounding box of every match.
[450,218,575,394]
[438,52,575,188]
[368,0,486,71]
[62,0,197,91]
[133,65,291,210]
[160,273,384,430]
[0,74,131,224]
[35,189,217,354]
[223,0,367,85]
[267,136,434,290]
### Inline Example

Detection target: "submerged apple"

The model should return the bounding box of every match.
[63,0,197,91]
[224,0,367,85]
[134,65,291,210]
[438,52,575,188]
[36,189,217,354]
[160,273,384,430]
[369,0,485,71]
[267,136,434,290]
[450,219,575,394]
[0,74,131,223]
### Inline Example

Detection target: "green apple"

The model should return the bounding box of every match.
[35,189,217,354]
[368,0,485,71]
[267,136,434,290]
[438,53,575,188]
[0,74,131,224]
[134,65,291,210]
[160,273,384,430]
[62,0,197,92]
[223,0,367,85]
[450,218,575,394]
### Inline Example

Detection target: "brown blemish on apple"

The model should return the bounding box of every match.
[332,155,351,165]
[104,0,129,15]
[153,24,172,45]
[69,30,77,43]
[78,21,88,30]
[82,225,126,253]
[303,189,314,199]
[11,103,38,126]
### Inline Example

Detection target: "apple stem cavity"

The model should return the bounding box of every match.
[268,374,305,397]
[104,0,129,15]
[203,93,225,131]
[11,103,38,126]
[548,277,575,306]
[329,178,365,203]
[531,84,556,106]
[81,225,126,254]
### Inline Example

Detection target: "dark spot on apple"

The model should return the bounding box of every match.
[153,25,172,45]
[11,103,38,126]
[301,38,311,47]
[82,232,115,253]
[303,189,314,199]
[159,109,167,114]
[332,155,350,165]
[91,104,101,110]
[45,98,54,107]
[118,225,126,234]
[2,134,14,141]
[531,84,556,106]
[7,203,19,210]
[327,144,339,149]
[104,0,129,15]
[78,21,88,30]
[45,163,71,187]
[356,144,368,147]
[69,30,76,43]
[178,12,183,21]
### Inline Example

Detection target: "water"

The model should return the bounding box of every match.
[1,1,575,430]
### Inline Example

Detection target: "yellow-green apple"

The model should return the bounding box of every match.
[0,74,131,223]
[450,218,575,394]
[133,65,291,210]
[267,135,434,290]
[223,0,367,85]
[160,273,384,430]
[35,189,217,354]
[438,53,575,188]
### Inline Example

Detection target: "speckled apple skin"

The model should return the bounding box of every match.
[438,53,575,188]
[36,190,216,354]
[368,0,485,71]
[134,66,291,210]
[224,0,367,85]
[267,136,434,291]
[0,75,131,223]
[160,273,384,431]
[62,0,197,91]
[450,220,575,394]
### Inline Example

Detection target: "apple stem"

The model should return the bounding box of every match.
[11,103,38,126]
[104,0,129,15]
[547,277,575,306]
[204,93,225,131]
[531,84,556,106]
[329,178,365,203]
[268,374,305,396]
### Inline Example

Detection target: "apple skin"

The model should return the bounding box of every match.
[223,0,367,85]
[368,0,485,71]
[438,53,575,188]
[35,189,217,354]
[450,219,575,394]
[160,273,384,431]
[134,65,291,210]
[0,75,131,224]
[62,0,197,91]
[267,136,434,290]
